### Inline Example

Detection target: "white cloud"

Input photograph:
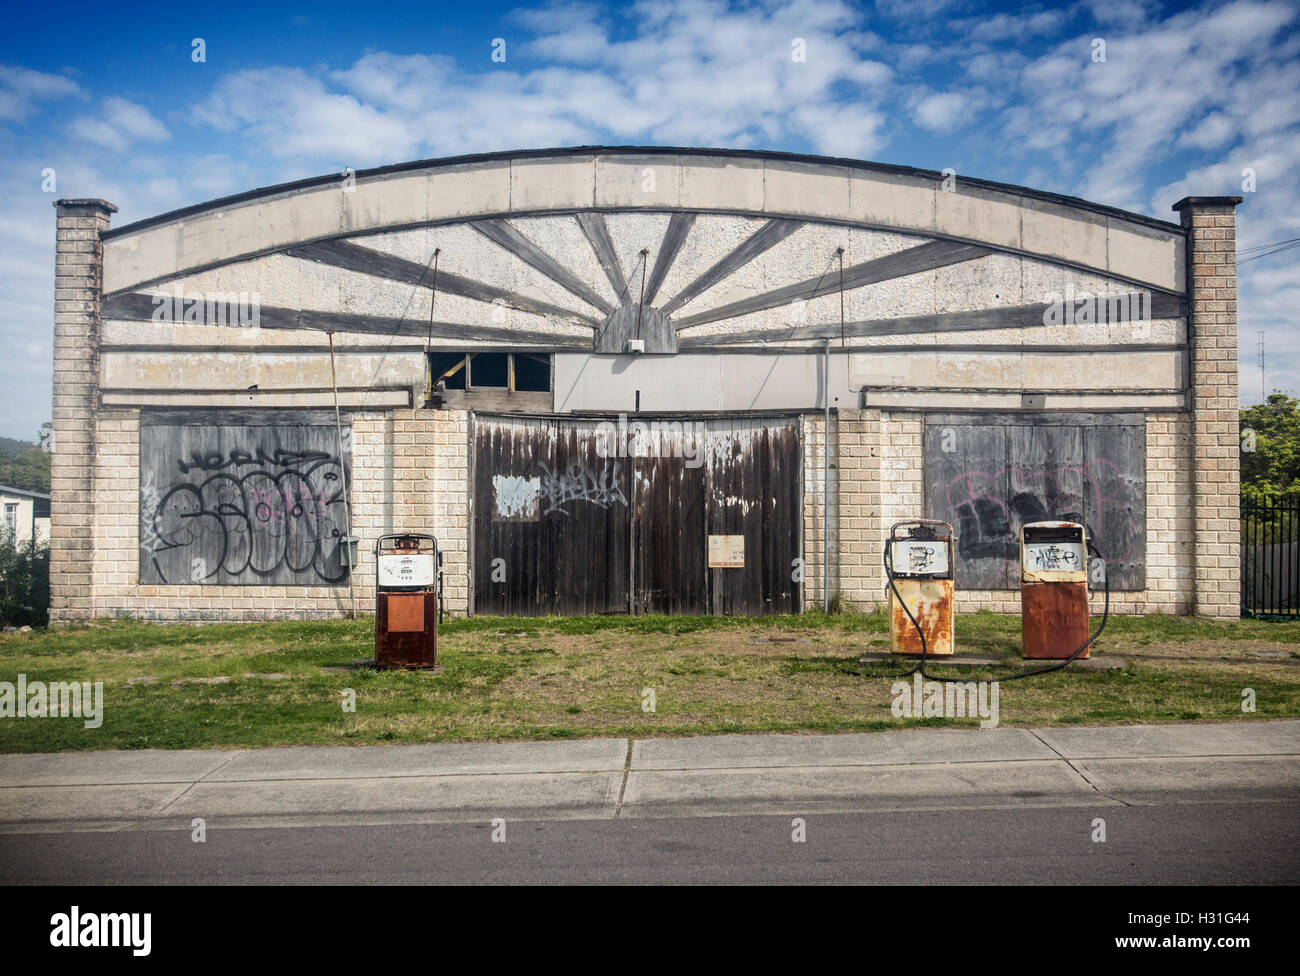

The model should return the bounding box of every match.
[874,0,962,19]
[962,9,1073,43]
[191,0,893,163]
[790,101,889,158]
[914,91,971,131]
[990,0,1300,402]
[69,97,169,152]
[1085,0,1160,30]
[896,43,936,69]
[107,97,170,142]
[513,1,612,62]
[0,65,81,121]
[1003,0,1298,211]
[510,0,607,33]
[964,49,1021,83]
[1178,110,1236,149]
[1154,125,1300,405]
[194,67,418,164]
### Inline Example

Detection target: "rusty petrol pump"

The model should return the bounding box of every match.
[885,520,954,657]
[881,518,1109,684]
[374,533,442,669]
[1020,521,1091,660]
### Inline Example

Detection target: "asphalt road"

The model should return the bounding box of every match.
[3,800,1295,885]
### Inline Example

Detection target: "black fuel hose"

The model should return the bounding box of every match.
[883,539,1109,683]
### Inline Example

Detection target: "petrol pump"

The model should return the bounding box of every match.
[374,533,442,669]
[885,520,954,657]
[1019,521,1090,660]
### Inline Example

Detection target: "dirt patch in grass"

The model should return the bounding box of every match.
[1115,638,1300,660]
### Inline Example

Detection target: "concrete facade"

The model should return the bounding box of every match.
[50,149,1239,622]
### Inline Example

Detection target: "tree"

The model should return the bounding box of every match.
[0,447,50,493]
[1240,392,1300,508]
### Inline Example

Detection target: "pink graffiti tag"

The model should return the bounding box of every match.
[944,459,1137,575]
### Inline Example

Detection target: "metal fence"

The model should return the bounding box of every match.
[1241,503,1300,618]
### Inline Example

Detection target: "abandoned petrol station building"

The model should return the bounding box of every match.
[49,147,1242,624]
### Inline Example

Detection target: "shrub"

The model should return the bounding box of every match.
[0,536,50,628]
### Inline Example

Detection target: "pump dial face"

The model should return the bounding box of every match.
[1022,541,1085,576]
[378,552,435,587]
[891,539,949,577]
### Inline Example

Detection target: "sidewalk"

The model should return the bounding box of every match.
[1,721,1297,832]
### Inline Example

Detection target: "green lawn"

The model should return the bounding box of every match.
[1,610,1298,752]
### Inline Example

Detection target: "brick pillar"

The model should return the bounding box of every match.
[837,408,884,611]
[1173,196,1241,620]
[802,411,840,612]
[51,199,116,624]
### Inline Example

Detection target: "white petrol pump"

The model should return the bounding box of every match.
[884,519,955,657]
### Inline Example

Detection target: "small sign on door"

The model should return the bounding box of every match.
[708,535,745,568]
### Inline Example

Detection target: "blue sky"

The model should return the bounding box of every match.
[2,0,1297,439]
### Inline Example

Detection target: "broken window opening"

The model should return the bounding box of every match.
[426,352,551,402]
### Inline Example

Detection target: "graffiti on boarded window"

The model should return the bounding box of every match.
[923,415,1146,591]
[139,415,352,585]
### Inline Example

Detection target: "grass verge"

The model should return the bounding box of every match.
[1,610,1298,752]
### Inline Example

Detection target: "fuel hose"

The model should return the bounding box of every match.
[882,539,1109,683]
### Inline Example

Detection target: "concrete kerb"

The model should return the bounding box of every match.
[0,721,1295,831]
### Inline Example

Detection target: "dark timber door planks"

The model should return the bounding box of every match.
[472,414,802,616]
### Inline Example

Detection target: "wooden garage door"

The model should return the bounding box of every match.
[472,414,802,616]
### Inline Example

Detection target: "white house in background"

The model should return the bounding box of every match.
[0,485,50,548]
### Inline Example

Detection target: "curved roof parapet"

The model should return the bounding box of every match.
[99,146,1187,295]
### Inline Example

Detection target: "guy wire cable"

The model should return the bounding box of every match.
[424,248,442,352]
[360,241,444,397]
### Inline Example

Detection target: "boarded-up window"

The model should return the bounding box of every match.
[923,413,1145,591]
[139,410,352,585]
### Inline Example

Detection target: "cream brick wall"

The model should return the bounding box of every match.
[79,407,471,621]
[837,408,882,611]
[878,411,926,539]
[1140,412,1196,614]
[801,411,838,611]
[836,409,925,612]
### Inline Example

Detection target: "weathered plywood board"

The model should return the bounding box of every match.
[924,413,1145,590]
[926,421,1010,589]
[1084,422,1147,589]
